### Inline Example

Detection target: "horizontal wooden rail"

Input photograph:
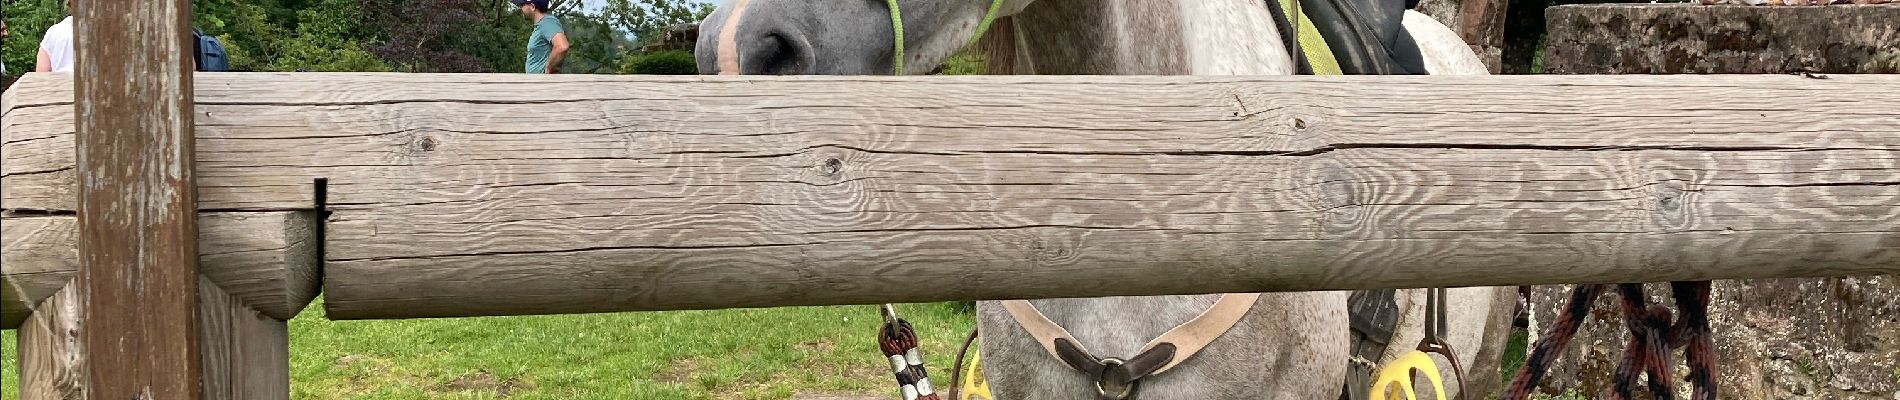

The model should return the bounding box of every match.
[4,73,1897,320]
[1,211,319,329]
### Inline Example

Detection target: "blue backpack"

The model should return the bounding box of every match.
[193,29,230,72]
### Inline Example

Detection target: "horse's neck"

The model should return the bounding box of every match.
[1005,0,1293,75]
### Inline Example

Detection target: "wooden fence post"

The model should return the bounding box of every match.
[71,0,204,396]
[13,0,295,398]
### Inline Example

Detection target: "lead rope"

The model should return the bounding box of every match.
[878,2,1005,398]
[886,0,1005,75]
[880,304,943,400]
[885,0,906,75]
[1501,282,1717,400]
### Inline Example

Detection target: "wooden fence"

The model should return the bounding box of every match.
[3,10,1899,398]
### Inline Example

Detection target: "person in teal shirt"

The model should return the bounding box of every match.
[513,0,569,74]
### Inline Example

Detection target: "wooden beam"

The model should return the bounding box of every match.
[17,281,293,400]
[1544,4,1900,74]
[196,276,292,400]
[4,73,1898,319]
[19,286,83,399]
[1,211,320,329]
[73,0,201,396]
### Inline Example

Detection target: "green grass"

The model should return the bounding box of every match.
[3,330,15,398]
[1498,329,1596,400]
[2,299,976,399]
[1500,330,1530,387]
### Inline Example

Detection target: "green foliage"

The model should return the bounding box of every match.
[194,0,286,71]
[269,0,389,72]
[949,300,976,315]
[1,0,706,75]
[621,49,696,75]
[603,0,714,47]
[1,0,69,75]
[554,11,632,74]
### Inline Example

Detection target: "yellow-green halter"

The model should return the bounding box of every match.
[886,0,1008,75]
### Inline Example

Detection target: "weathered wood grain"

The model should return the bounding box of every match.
[74,0,202,395]
[3,73,1898,319]
[1,211,319,329]
[16,280,293,400]
[197,276,292,400]
[19,285,83,400]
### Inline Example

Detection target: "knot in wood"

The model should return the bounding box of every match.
[820,158,844,176]
[402,134,439,155]
[1651,183,1685,214]
[1292,117,1309,131]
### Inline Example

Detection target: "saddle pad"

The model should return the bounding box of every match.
[1266,0,1430,75]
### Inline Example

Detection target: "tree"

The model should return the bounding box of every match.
[367,0,507,72]
[555,11,634,74]
[602,0,713,47]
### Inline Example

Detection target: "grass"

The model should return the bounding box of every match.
[1,298,976,400]
[6,308,1588,399]
[2,330,14,398]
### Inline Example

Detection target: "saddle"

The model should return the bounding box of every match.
[1264,0,1430,75]
[1344,289,1405,400]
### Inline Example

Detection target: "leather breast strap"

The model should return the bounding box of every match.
[1001,293,1263,398]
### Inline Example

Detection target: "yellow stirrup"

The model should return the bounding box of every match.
[959,348,994,400]
[1371,351,1449,400]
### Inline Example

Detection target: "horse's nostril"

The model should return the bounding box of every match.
[756,34,806,75]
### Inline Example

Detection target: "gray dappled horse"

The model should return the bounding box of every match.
[695,1,1517,398]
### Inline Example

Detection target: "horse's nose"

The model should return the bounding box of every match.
[697,2,815,75]
[742,30,813,75]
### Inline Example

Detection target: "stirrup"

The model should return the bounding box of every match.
[958,348,994,400]
[1371,351,1450,400]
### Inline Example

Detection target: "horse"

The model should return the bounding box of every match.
[694,1,1518,398]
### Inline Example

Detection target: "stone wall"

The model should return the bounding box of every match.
[1544,4,1900,74]
[1525,279,1900,400]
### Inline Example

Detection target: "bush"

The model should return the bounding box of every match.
[622,50,697,75]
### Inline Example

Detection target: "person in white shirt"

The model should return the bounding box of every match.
[37,1,76,73]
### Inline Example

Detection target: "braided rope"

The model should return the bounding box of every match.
[884,0,905,75]
[1502,284,1605,400]
[1505,282,1719,400]
[881,316,941,400]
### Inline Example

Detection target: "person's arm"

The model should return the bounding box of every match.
[544,32,570,74]
[36,49,51,72]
